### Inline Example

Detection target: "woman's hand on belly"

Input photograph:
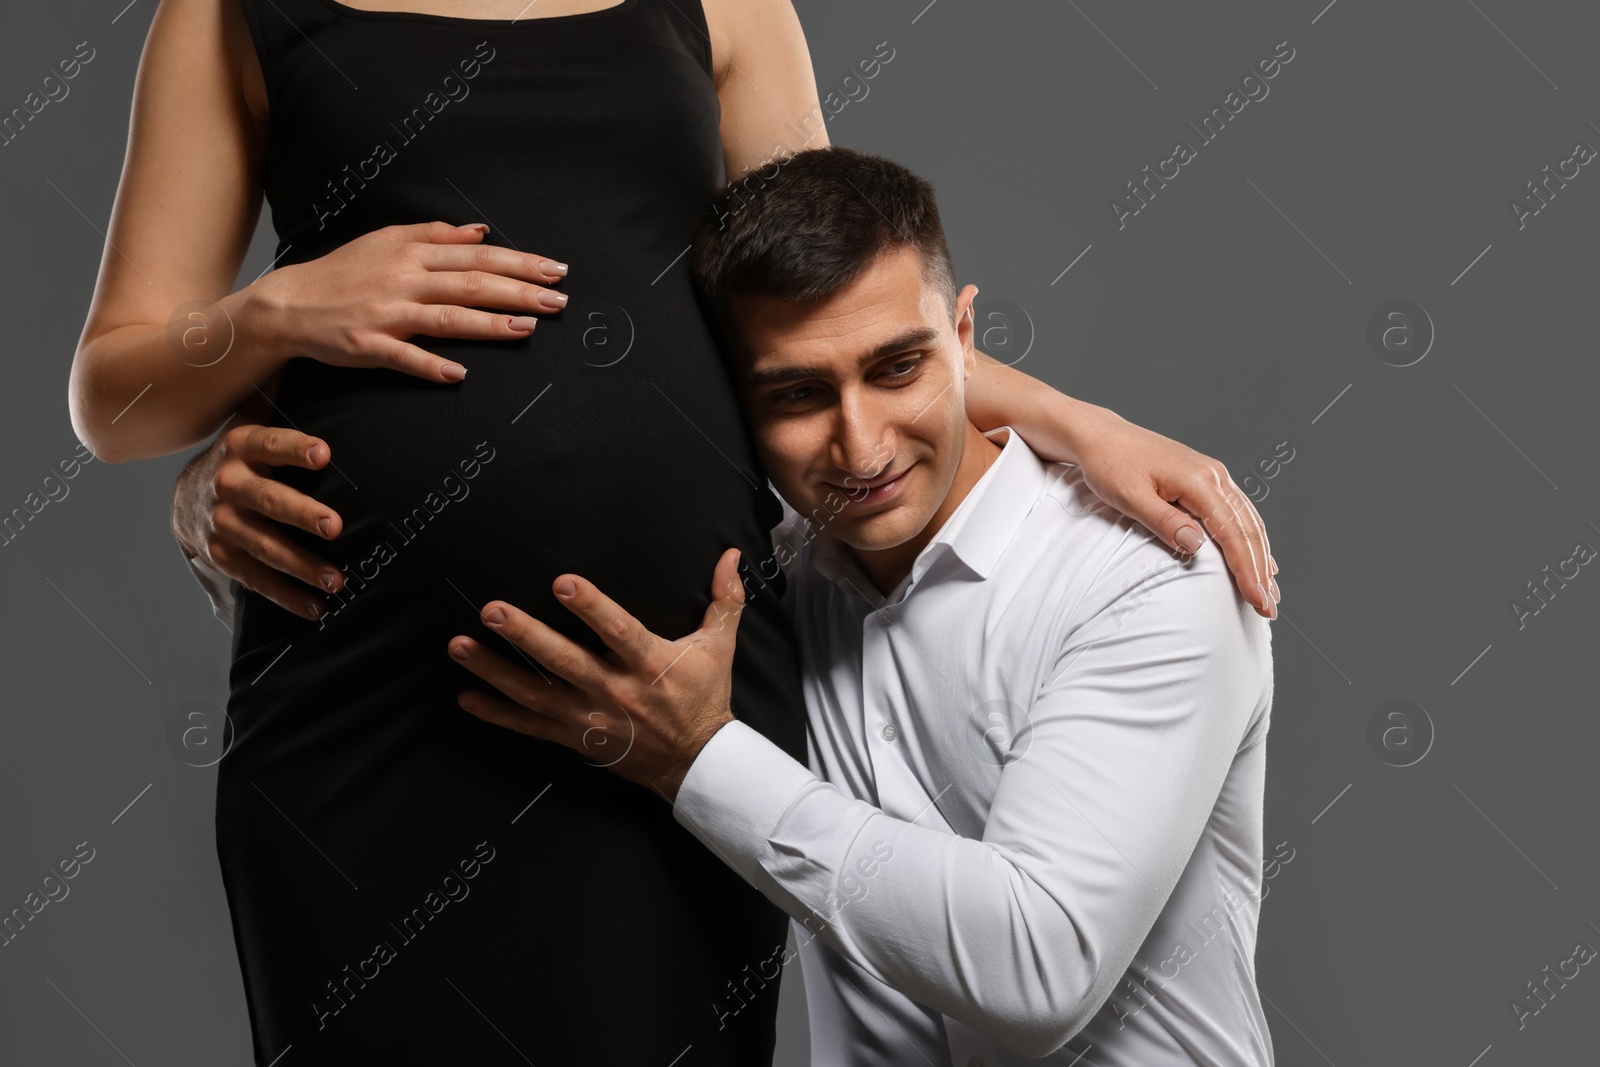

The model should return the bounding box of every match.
[250,221,571,383]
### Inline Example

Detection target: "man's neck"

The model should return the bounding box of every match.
[853,423,1004,596]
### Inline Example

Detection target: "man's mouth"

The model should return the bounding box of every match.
[825,462,915,505]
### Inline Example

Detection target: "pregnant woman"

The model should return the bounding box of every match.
[68,0,1277,1063]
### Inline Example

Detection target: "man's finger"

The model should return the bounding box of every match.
[218,425,342,539]
[551,575,661,670]
[230,424,328,471]
[211,542,328,621]
[699,548,746,642]
[215,453,341,542]
[216,506,342,593]
[448,635,589,717]
[455,686,564,744]
[229,473,342,542]
[477,602,614,695]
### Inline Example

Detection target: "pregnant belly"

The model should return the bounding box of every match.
[220,282,806,810]
[244,306,777,666]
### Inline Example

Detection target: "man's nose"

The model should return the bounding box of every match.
[833,390,894,482]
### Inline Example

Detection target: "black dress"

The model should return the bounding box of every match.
[220,1,806,1062]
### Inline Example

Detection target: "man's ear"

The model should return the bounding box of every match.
[954,284,980,377]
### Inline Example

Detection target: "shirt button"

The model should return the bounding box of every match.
[881,723,898,741]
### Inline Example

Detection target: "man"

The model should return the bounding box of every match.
[445,146,1276,1065]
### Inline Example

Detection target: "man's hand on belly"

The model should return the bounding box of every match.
[173,414,346,621]
[447,548,746,804]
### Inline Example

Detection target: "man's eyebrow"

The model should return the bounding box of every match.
[747,325,941,387]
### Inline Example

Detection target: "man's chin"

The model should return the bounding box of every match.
[833,507,923,553]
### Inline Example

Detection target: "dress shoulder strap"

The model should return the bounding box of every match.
[235,0,343,111]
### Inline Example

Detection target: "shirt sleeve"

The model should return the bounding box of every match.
[671,542,1273,1060]
[185,553,238,633]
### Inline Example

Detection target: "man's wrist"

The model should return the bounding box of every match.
[170,454,211,562]
[655,713,737,805]
[669,718,819,892]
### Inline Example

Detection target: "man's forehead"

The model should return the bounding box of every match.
[736,273,940,375]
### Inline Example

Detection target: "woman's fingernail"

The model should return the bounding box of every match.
[537,290,569,310]
[554,578,576,599]
[1257,582,1275,612]
[1174,525,1204,554]
[308,601,324,619]
[541,260,568,277]
[508,316,538,332]
[484,607,506,625]
[451,644,472,661]
[317,517,333,538]
[441,363,467,382]
[307,444,327,465]
[1269,577,1281,604]
[459,223,489,235]
[321,572,339,592]
[458,694,476,710]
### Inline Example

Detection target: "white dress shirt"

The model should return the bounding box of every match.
[187,553,238,631]
[672,426,1276,1066]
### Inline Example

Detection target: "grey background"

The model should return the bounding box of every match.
[2,0,1596,1064]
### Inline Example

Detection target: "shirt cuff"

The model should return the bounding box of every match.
[671,718,817,888]
[185,553,238,633]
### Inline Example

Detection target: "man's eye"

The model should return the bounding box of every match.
[775,385,817,405]
[883,356,922,379]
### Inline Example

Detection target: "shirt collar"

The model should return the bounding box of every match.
[811,425,1047,605]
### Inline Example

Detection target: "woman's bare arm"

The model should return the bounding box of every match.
[965,355,1276,614]
[70,0,572,463]
[705,0,828,180]
[68,0,278,462]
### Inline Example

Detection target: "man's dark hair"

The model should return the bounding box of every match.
[690,146,958,350]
